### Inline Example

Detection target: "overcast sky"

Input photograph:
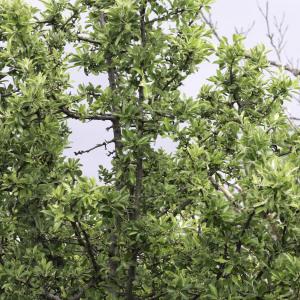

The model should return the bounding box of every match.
[26,0,300,179]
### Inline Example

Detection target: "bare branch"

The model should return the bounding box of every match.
[258,1,287,62]
[234,21,255,37]
[188,5,204,26]
[199,10,221,42]
[106,124,114,131]
[108,150,116,157]
[74,139,114,156]
[200,7,300,77]
[286,57,300,73]
[274,14,288,54]
[289,117,300,121]
[267,59,300,76]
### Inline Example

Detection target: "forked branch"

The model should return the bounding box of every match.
[258,1,288,62]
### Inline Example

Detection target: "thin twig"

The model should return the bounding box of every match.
[199,10,221,42]
[74,139,114,156]
[234,21,255,37]
[200,7,300,77]
[258,1,287,62]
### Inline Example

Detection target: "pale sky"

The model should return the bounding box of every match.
[26,0,300,179]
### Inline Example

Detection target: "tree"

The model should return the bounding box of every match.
[0,0,300,299]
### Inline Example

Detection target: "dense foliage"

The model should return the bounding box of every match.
[0,0,300,299]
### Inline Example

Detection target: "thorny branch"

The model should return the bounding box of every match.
[74,139,114,156]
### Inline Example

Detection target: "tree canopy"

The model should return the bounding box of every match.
[0,0,300,299]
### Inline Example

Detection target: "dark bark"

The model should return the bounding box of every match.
[236,210,255,253]
[125,4,146,299]
[98,11,123,284]
[71,221,100,274]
